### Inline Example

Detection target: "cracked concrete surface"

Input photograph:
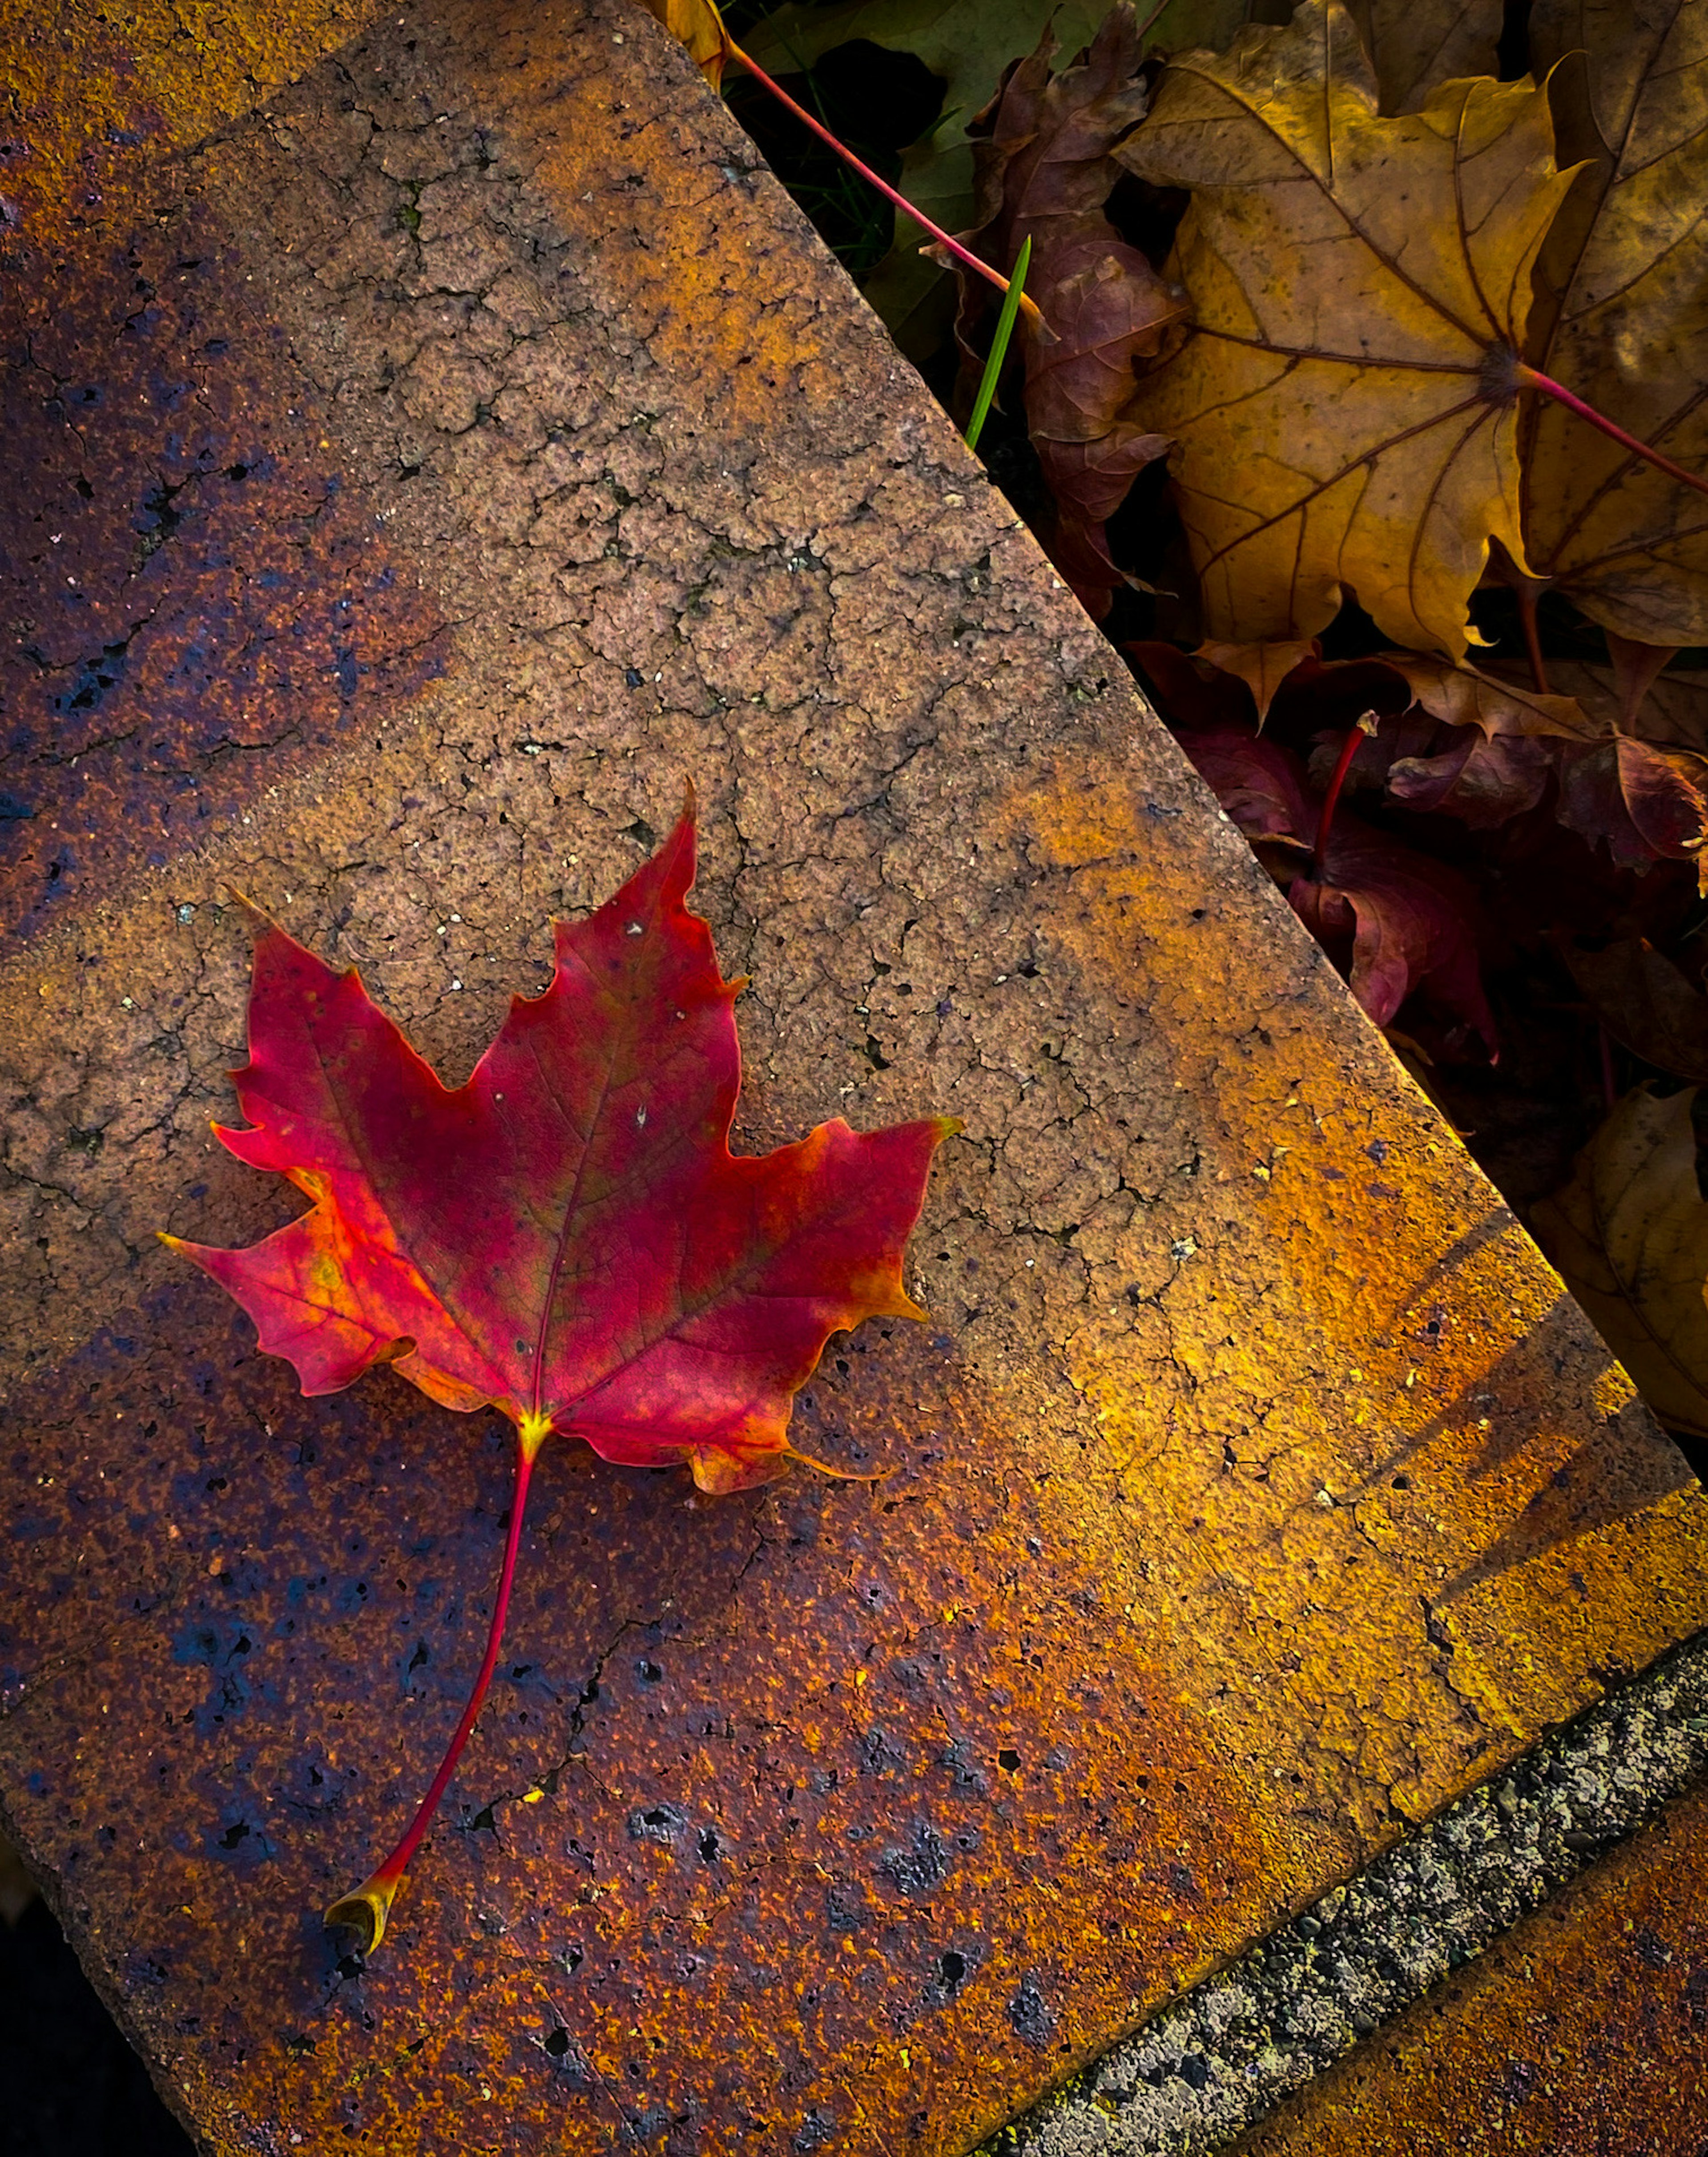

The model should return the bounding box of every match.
[4,1,1708,2154]
[985,1629,1708,2155]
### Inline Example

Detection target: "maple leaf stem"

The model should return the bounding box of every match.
[325,1428,541,1955]
[724,39,1044,334]
[1518,584,1551,696]
[1515,364,1708,503]
[1314,723,1366,877]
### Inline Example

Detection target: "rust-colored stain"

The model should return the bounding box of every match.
[3,1,1708,2154]
[0,0,384,241]
[1238,1775,1708,2157]
[4,1304,1287,2151]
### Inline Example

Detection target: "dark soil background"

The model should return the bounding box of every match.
[1,1890,193,2157]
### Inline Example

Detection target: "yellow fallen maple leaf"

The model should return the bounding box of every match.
[1522,1,1708,647]
[1377,652,1602,740]
[1534,1086,1708,1441]
[635,0,733,87]
[1346,0,1501,117]
[1117,0,1578,659]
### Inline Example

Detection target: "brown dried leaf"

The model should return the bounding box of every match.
[1193,637,1320,724]
[1345,0,1502,115]
[1523,2,1708,645]
[1539,657,1708,752]
[948,4,1183,613]
[1606,632,1684,732]
[1116,0,1577,657]
[1533,1086,1708,1439]
[1567,939,1708,1085]
[1378,652,1604,740]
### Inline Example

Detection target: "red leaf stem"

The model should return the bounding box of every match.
[1315,722,1367,877]
[325,1422,544,1951]
[726,40,1044,332]
[1516,362,1708,503]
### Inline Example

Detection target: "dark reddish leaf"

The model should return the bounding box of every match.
[1556,736,1708,874]
[165,807,954,1949]
[1300,709,1551,830]
[1385,729,1555,828]
[1126,639,1256,729]
[1181,728,1496,1050]
[1567,938,1708,1085]
[947,4,1183,616]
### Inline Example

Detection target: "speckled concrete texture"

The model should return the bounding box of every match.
[983,1629,1708,2156]
[6,3,1708,2154]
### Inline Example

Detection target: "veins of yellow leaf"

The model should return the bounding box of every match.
[1117,0,1581,659]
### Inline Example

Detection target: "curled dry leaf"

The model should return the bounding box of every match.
[1116,0,1576,657]
[948,4,1183,614]
[1566,939,1708,1086]
[1524,1,1708,646]
[1374,651,1603,741]
[165,809,954,1950]
[1181,726,1497,1047]
[1533,1085,1708,1440]
[1385,728,1558,826]
[1555,735,1708,874]
[1531,657,1708,869]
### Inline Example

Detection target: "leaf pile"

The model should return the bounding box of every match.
[696,0,1708,1451]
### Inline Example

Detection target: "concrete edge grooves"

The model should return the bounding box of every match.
[978,1625,1708,2156]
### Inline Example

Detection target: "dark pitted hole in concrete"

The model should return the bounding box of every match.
[697,1828,722,1863]
[999,1749,1022,1771]
[628,1803,689,1847]
[544,2027,571,2058]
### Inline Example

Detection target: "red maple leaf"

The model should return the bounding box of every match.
[164,805,954,1949]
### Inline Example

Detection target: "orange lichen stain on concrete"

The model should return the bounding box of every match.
[1006,758,1708,1847]
[0,0,382,233]
[477,2,832,439]
[1242,1776,1708,2157]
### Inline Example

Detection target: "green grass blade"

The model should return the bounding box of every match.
[963,234,1031,455]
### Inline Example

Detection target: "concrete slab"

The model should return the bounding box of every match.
[4,2,1708,2153]
[1237,1768,1708,2157]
